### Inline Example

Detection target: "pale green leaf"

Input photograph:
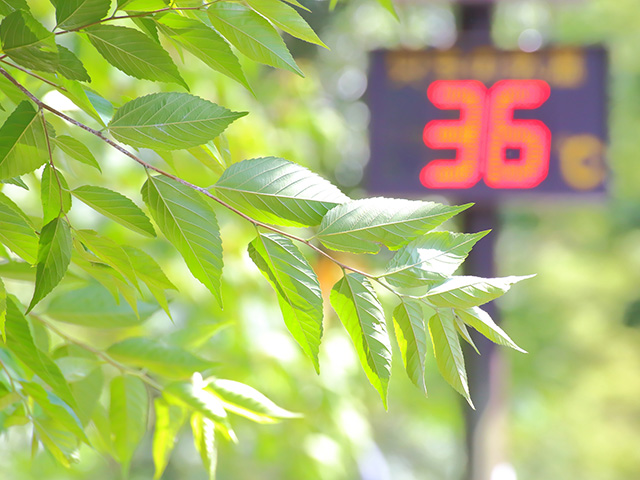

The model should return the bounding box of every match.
[52,135,101,171]
[110,375,148,472]
[33,416,79,467]
[215,157,349,227]
[207,378,300,424]
[0,278,5,342]
[107,337,216,379]
[1,176,28,189]
[68,367,103,426]
[330,273,391,408]
[0,101,48,180]
[317,198,471,254]
[248,233,323,371]
[0,10,58,72]
[41,164,72,225]
[27,217,72,312]
[421,275,534,309]
[247,0,327,47]
[122,245,175,316]
[72,185,155,237]
[117,0,166,10]
[55,45,91,82]
[46,284,157,327]
[191,412,217,480]
[0,191,38,263]
[429,309,473,407]
[108,92,246,150]
[156,14,251,91]
[375,0,398,20]
[384,231,490,289]
[392,300,428,394]
[56,0,111,30]
[85,25,188,88]
[0,0,28,16]
[455,306,526,353]
[153,398,187,480]
[54,77,105,126]
[141,176,223,306]
[207,2,303,76]
[454,314,479,354]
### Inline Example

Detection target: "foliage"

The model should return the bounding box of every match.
[0,0,528,478]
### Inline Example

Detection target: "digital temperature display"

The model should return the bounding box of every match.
[365,48,608,201]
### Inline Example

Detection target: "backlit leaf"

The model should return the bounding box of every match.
[0,278,5,342]
[456,306,526,353]
[41,164,72,225]
[153,398,187,480]
[52,135,101,171]
[0,0,28,16]
[191,413,217,480]
[55,45,91,82]
[0,191,38,263]
[110,375,148,472]
[392,300,428,394]
[454,314,479,354]
[247,0,327,47]
[56,0,111,30]
[0,10,58,72]
[122,245,175,316]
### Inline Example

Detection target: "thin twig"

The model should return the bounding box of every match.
[0,59,66,91]
[39,109,69,220]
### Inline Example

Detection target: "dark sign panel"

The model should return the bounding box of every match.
[365,47,608,201]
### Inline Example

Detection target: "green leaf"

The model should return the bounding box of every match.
[4,296,77,407]
[164,380,235,441]
[384,231,490,289]
[316,198,471,254]
[215,157,349,227]
[191,413,217,480]
[330,273,392,408]
[122,245,175,316]
[0,0,28,16]
[1,176,28,189]
[153,398,187,480]
[109,375,148,472]
[56,45,91,82]
[0,10,58,72]
[108,92,246,151]
[207,378,300,424]
[375,0,398,20]
[141,176,223,306]
[247,0,327,48]
[41,164,72,225]
[72,185,155,237]
[455,306,526,353]
[54,77,105,126]
[0,278,5,342]
[282,0,310,12]
[68,367,103,426]
[248,233,323,372]
[75,229,140,289]
[392,300,428,394]
[27,217,72,312]
[454,314,479,354]
[0,101,48,180]
[428,309,473,407]
[85,25,188,88]
[33,416,80,467]
[156,14,251,91]
[107,337,216,379]
[46,284,157,327]
[421,275,533,309]
[0,191,38,263]
[207,2,303,76]
[117,0,166,10]
[52,135,101,171]
[56,0,111,30]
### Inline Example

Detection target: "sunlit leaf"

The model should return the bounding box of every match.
[55,45,91,82]
[41,164,72,225]
[153,398,187,480]
[392,300,428,394]
[55,0,111,30]
[110,375,148,473]
[52,135,101,171]
[0,278,5,342]
[247,0,327,47]
[0,10,58,72]
[456,306,526,353]
[122,245,175,316]
[0,191,38,263]
[454,314,479,354]
[191,412,217,480]
[0,0,28,16]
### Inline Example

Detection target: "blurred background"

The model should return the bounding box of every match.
[1,0,640,479]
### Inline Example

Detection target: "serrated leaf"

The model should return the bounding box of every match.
[164,380,235,442]
[317,198,471,254]
[46,284,157,327]
[207,378,300,424]
[56,0,111,30]
[384,231,490,289]
[0,191,38,263]
[392,300,428,394]
[122,245,174,316]
[157,14,251,91]
[330,273,391,408]
[85,24,187,88]
[248,233,323,371]
[4,296,77,407]
[75,229,140,289]
[27,217,72,312]
[454,314,479,354]
[56,45,91,82]
[0,0,28,16]
[247,0,327,48]
[153,398,187,480]
[110,375,148,472]
[0,10,58,72]
[52,135,100,171]
[41,164,72,225]
[421,275,533,309]
[72,185,155,237]
[207,2,303,76]
[215,157,349,227]
[191,412,217,480]
[456,306,526,353]
[54,78,105,126]
[429,309,473,407]
[0,278,5,342]
[107,337,216,379]
[142,176,223,306]
[0,101,48,180]
[108,92,245,150]
[2,176,28,189]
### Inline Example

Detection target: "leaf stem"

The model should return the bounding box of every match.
[39,109,68,220]
[0,59,67,91]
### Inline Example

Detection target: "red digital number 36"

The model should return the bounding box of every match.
[421,79,551,189]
